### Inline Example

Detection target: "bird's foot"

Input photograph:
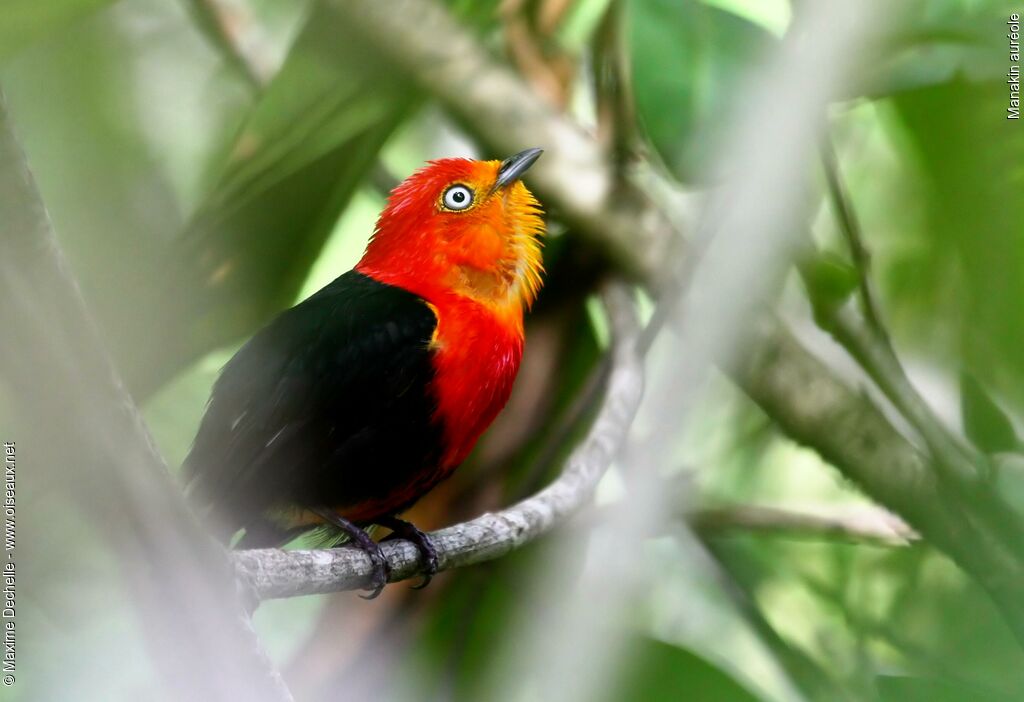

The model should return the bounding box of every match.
[378,516,439,589]
[312,508,391,599]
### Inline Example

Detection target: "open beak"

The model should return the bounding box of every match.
[494,148,543,191]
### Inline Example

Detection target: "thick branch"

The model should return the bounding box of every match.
[234,284,643,600]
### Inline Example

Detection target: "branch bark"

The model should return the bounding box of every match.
[234,284,643,600]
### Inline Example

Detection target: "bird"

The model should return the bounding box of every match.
[184,148,545,598]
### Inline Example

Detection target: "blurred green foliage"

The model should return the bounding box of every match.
[3,0,1023,700]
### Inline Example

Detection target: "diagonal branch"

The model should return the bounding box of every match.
[325,0,678,281]
[233,283,644,600]
[187,0,277,89]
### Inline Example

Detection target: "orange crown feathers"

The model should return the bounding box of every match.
[356,151,546,316]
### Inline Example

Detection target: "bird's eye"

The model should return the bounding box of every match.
[442,184,474,211]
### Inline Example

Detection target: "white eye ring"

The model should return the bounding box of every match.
[442,184,474,211]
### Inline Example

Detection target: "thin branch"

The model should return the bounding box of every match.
[592,0,643,176]
[692,504,918,546]
[0,89,292,701]
[820,135,886,338]
[233,283,644,600]
[188,0,276,89]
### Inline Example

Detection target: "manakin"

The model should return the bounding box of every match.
[185,149,545,598]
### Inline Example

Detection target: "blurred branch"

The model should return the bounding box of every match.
[325,0,677,280]
[187,0,276,88]
[233,283,643,600]
[692,504,918,546]
[0,89,293,702]
[500,0,575,108]
[593,0,643,176]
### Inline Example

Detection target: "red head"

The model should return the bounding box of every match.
[356,150,545,325]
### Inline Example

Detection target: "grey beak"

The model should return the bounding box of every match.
[494,148,543,191]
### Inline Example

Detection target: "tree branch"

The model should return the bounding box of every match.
[820,135,886,339]
[187,0,276,89]
[692,504,918,546]
[233,284,644,600]
[593,0,643,176]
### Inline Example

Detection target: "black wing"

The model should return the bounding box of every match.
[183,271,441,542]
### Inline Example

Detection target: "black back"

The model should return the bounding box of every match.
[184,271,442,543]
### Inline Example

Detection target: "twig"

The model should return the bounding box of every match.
[188,0,276,89]
[820,136,980,484]
[0,89,293,701]
[592,0,643,176]
[820,135,886,338]
[692,504,918,546]
[233,283,643,600]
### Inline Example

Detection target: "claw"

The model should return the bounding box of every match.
[312,508,392,598]
[357,541,392,600]
[377,516,438,589]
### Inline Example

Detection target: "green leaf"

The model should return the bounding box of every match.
[798,253,859,329]
[878,675,1018,702]
[629,0,774,182]
[0,0,116,63]
[888,78,1024,410]
[606,637,764,702]
[960,371,1020,455]
[859,1,1014,98]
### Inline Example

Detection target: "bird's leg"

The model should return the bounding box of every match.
[312,508,391,599]
[377,516,439,590]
